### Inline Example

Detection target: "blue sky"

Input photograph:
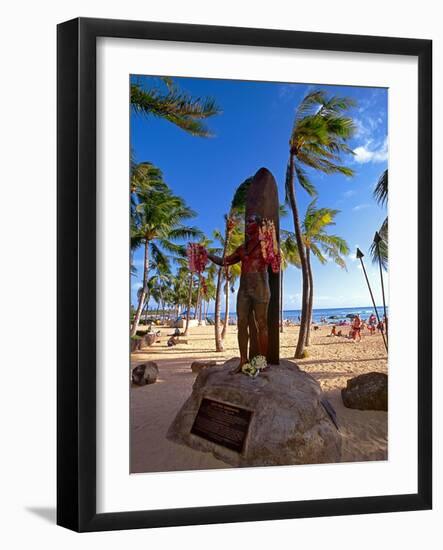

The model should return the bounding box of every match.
[131,75,388,311]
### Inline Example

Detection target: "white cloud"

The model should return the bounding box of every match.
[286,293,301,305]
[352,204,371,212]
[355,116,380,139]
[354,137,388,164]
[343,189,356,198]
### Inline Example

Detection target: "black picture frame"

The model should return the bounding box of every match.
[57,17,432,532]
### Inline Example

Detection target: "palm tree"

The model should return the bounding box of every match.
[211,177,253,351]
[221,232,242,340]
[192,236,213,320]
[130,159,164,196]
[279,231,301,332]
[170,267,191,319]
[302,201,349,345]
[201,264,217,324]
[183,271,196,336]
[136,273,158,323]
[212,219,231,352]
[285,90,355,358]
[370,169,388,270]
[131,77,221,137]
[212,221,243,341]
[130,165,202,336]
[183,238,219,335]
[150,270,172,321]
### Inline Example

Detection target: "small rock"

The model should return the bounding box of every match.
[341,372,387,411]
[131,361,159,386]
[191,360,217,373]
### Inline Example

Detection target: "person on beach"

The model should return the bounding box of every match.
[167,335,178,347]
[377,319,385,334]
[330,325,337,337]
[368,313,377,335]
[206,215,270,373]
[383,314,388,335]
[351,314,362,342]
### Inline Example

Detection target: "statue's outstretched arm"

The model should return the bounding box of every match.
[208,246,242,267]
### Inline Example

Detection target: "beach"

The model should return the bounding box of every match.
[130,323,388,473]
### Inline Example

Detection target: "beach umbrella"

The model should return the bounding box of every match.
[356,248,388,352]
[373,231,388,344]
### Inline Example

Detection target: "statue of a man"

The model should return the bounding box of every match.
[207,215,270,373]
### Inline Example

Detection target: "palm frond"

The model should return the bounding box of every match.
[294,90,327,123]
[167,226,203,241]
[374,169,388,207]
[231,177,253,212]
[294,164,318,196]
[131,83,221,137]
[370,217,388,270]
[309,242,327,264]
[149,242,171,271]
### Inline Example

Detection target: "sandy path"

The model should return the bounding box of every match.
[131,324,387,473]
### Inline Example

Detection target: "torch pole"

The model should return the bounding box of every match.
[374,232,388,344]
[356,248,388,352]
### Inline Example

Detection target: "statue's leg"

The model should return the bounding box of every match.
[248,309,259,360]
[253,301,269,359]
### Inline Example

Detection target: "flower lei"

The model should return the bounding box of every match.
[187,243,208,273]
[241,355,268,377]
[258,219,280,273]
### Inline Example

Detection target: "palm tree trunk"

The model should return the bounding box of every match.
[214,266,224,351]
[280,269,284,333]
[198,285,204,325]
[194,276,201,320]
[130,239,149,337]
[305,248,314,346]
[286,154,310,358]
[143,295,150,322]
[221,271,230,340]
[183,273,194,336]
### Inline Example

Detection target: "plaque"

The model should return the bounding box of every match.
[190,398,253,453]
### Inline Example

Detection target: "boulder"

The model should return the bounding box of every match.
[341,372,387,411]
[131,361,159,386]
[191,360,217,373]
[167,358,342,467]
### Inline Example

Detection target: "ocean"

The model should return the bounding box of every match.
[207,306,387,324]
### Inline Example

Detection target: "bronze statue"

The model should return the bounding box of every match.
[206,167,280,374]
[207,214,270,372]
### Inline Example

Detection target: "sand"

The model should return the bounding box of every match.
[130,323,388,473]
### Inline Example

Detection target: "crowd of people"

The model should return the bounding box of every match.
[141,312,387,348]
[329,313,387,342]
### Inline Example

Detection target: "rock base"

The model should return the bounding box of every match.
[191,360,217,373]
[167,358,342,467]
